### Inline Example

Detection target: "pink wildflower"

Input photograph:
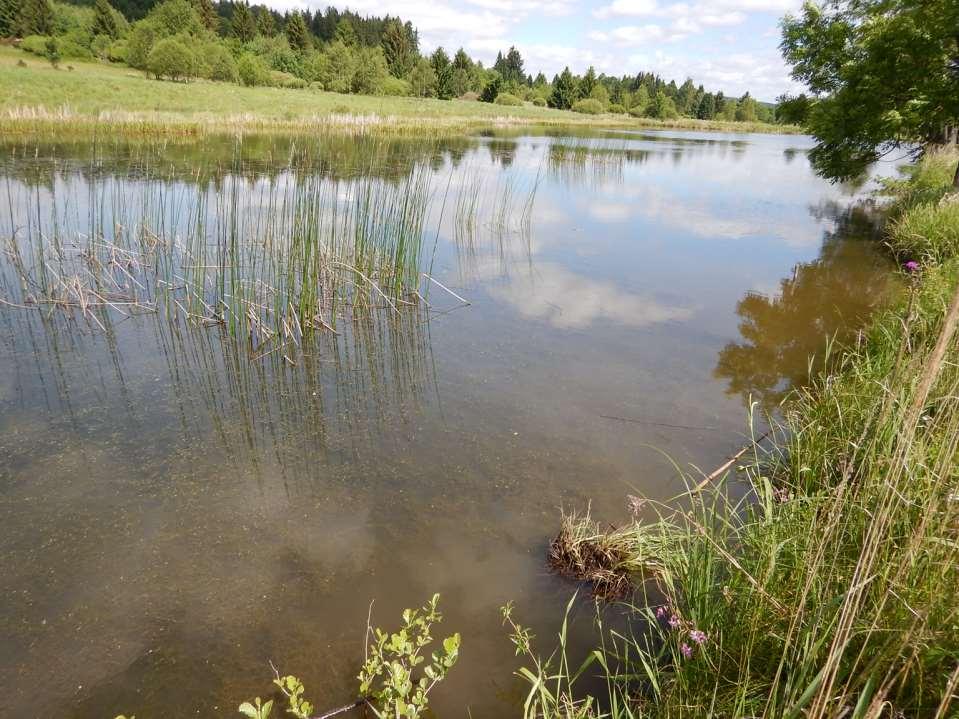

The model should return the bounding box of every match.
[904,261,920,272]
[668,614,681,629]
[655,606,667,619]
[680,643,693,659]
[689,629,707,645]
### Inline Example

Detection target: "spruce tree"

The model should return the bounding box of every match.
[92,0,120,38]
[254,6,274,36]
[548,67,576,110]
[0,0,21,36]
[230,2,256,42]
[452,47,471,71]
[696,93,716,120]
[193,0,218,32]
[430,46,453,99]
[578,66,596,99]
[18,0,55,36]
[333,17,357,46]
[285,11,310,51]
[381,19,413,77]
[0,0,20,37]
[503,45,524,84]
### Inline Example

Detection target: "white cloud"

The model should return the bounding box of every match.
[594,0,660,19]
[489,262,693,329]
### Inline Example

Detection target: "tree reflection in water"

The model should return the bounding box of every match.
[715,201,900,407]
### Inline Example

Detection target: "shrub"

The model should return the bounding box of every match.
[91,34,112,59]
[248,34,302,77]
[608,103,626,114]
[572,98,604,114]
[494,93,523,106]
[125,21,159,69]
[890,199,959,264]
[44,37,61,67]
[532,96,546,107]
[270,71,306,89]
[20,35,50,55]
[301,51,329,84]
[628,107,647,118]
[458,91,480,102]
[480,75,501,103]
[351,46,388,95]
[379,75,411,96]
[106,39,128,63]
[203,43,237,82]
[17,59,28,67]
[237,52,268,87]
[146,36,196,81]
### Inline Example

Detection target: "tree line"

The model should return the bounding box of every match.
[3,0,781,123]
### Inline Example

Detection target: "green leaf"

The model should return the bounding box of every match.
[238,702,258,719]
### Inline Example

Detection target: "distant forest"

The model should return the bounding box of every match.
[3,0,782,122]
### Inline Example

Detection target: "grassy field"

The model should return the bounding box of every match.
[0,46,800,137]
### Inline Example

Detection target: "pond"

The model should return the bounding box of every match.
[0,128,899,718]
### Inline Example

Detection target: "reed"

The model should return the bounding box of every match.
[0,138,499,364]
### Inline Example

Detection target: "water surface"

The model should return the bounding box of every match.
[0,128,899,718]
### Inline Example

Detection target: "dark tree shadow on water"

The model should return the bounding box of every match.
[714,201,899,408]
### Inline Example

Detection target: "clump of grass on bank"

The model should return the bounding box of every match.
[516,152,959,718]
[547,507,678,600]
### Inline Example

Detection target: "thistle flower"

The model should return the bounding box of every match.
[689,629,707,645]
[680,643,693,659]
[904,260,920,272]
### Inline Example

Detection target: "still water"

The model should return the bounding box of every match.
[0,128,898,718]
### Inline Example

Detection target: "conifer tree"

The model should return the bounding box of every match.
[696,93,716,120]
[18,0,55,36]
[381,19,414,77]
[285,11,310,51]
[430,46,453,99]
[193,0,218,32]
[578,66,597,99]
[503,45,524,84]
[92,0,120,38]
[230,2,256,42]
[548,67,576,110]
[254,6,274,36]
[333,17,357,46]
[0,0,17,37]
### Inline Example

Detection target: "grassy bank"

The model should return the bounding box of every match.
[519,149,959,718]
[0,46,801,137]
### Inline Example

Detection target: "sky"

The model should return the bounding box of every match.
[260,0,808,102]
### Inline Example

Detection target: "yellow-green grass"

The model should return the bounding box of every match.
[0,46,801,137]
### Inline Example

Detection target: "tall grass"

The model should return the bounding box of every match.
[514,148,959,718]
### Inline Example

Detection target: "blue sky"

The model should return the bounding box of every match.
[262,0,807,101]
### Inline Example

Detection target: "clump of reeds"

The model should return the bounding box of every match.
[548,508,635,600]
[547,506,677,600]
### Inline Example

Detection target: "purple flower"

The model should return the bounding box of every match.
[668,614,681,629]
[689,629,707,645]
[904,261,920,272]
[655,606,667,620]
[680,643,693,659]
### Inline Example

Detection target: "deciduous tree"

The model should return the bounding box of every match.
[781,0,959,184]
